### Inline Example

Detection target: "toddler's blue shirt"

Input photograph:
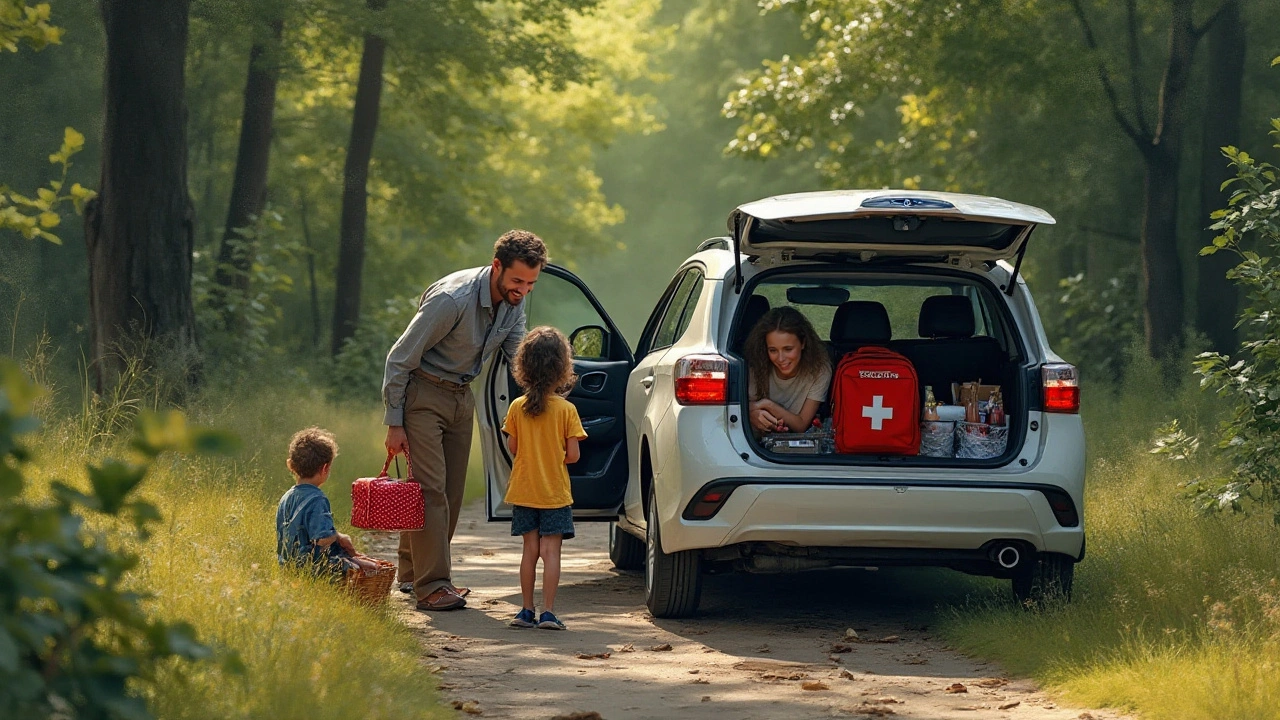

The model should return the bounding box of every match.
[276,483,340,569]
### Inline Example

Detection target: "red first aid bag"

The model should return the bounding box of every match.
[831,347,921,455]
[351,449,425,531]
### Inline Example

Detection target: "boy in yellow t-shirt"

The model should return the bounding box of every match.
[502,327,588,630]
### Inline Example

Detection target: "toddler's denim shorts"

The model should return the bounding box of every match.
[511,505,574,540]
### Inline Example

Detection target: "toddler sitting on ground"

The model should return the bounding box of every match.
[276,427,377,575]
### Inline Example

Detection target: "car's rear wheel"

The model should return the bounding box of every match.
[645,492,702,618]
[1012,552,1074,607]
[608,521,645,571]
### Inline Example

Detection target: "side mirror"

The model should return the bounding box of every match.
[569,325,608,359]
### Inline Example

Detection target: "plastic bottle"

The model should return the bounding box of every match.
[988,389,1005,426]
[923,386,940,422]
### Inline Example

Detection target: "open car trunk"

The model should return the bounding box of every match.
[732,266,1032,468]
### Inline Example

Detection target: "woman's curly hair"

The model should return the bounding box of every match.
[744,306,829,401]
[512,326,576,417]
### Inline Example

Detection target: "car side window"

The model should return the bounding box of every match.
[672,272,705,343]
[651,269,701,351]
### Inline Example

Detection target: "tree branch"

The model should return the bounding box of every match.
[1125,0,1151,138]
[1193,0,1232,40]
[1067,0,1151,149]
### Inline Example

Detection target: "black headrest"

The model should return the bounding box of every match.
[830,301,891,345]
[919,295,976,338]
[742,295,770,332]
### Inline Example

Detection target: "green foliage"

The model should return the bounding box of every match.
[0,126,96,244]
[192,209,300,371]
[1045,268,1141,381]
[328,295,417,400]
[1185,116,1280,518]
[0,0,61,52]
[0,361,238,719]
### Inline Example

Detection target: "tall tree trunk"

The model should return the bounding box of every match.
[1138,0,1197,359]
[85,0,196,391]
[1069,0,1210,360]
[215,18,285,295]
[1139,144,1187,359]
[330,0,387,357]
[299,190,322,349]
[1196,0,1245,355]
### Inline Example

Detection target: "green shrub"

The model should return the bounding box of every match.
[0,361,235,719]
[1190,110,1280,519]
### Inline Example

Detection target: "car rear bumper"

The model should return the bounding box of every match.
[663,480,1084,559]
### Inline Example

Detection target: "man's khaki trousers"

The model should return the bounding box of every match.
[396,374,474,601]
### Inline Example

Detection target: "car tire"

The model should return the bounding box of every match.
[1011,552,1074,607]
[644,492,702,618]
[608,521,645,571]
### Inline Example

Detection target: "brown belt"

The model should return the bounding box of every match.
[412,368,470,391]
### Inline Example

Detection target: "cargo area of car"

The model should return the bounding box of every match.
[731,266,1030,468]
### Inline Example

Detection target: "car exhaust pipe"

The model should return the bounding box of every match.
[990,544,1021,569]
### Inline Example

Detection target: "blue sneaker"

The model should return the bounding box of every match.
[509,608,536,628]
[536,610,566,630]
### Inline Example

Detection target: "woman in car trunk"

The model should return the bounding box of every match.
[745,307,832,434]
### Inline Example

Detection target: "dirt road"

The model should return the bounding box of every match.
[368,505,1126,720]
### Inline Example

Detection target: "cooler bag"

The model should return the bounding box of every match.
[830,347,921,455]
[351,450,425,531]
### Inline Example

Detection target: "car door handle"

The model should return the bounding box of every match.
[640,374,654,389]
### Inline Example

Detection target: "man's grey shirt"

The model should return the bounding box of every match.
[382,266,527,426]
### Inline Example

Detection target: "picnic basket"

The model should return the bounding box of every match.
[344,558,396,605]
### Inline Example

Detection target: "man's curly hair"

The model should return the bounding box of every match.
[288,427,338,479]
[494,229,548,269]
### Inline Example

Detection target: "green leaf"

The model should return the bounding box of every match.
[0,626,18,673]
[86,460,148,515]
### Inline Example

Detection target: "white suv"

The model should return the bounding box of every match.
[479,190,1085,618]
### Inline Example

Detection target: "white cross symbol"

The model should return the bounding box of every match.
[862,395,894,430]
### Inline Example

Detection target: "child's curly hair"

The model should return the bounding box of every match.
[288,427,338,479]
[512,326,575,417]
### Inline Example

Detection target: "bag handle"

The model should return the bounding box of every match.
[377,447,416,482]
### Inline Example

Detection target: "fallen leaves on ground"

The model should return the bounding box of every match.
[945,683,968,693]
[850,703,896,716]
[549,713,602,720]
[756,644,772,653]
[647,643,672,652]
[615,643,634,653]
[876,697,901,704]
[575,652,611,660]
[829,654,843,663]
[900,653,929,665]
[691,678,710,685]
[831,643,853,653]
[975,677,1009,688]
[761,672,807,681]
[999,701,1021,710]
[840,669,857,680]
[874,635,900,644]
[450,700,482,715]
[844,628,861,641]
[801,680,829,691]
[442,645,461,653]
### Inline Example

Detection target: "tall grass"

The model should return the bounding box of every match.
[941,351,1280,719]
[24,371,448,720]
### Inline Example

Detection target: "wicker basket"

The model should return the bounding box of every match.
[344,558,396,605]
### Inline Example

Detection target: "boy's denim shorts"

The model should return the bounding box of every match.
[511,505,574,540]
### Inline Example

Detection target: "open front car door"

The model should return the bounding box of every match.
[478,264,634,521]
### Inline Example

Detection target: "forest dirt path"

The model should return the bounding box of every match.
[367,505,1128,720]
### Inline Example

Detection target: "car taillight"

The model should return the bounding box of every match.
[1042,362,1080,414]
[683,484,736,520]
[1041,487,1080,527]
[674,354,728,405]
